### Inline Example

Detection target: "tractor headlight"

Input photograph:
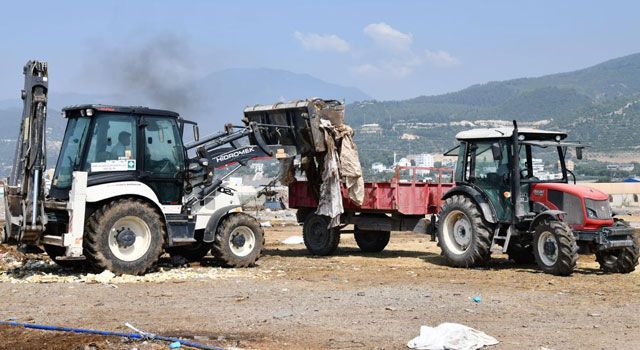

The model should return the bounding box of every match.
[586,208,598,219]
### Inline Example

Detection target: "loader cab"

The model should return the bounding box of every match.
[450,127,579,223]
[50,105,187,204]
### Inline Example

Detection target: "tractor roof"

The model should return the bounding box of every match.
[62,104,179,118]
[455,127,567,141]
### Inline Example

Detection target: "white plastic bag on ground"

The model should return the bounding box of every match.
[281,236,304,244]
[407,323,499,350]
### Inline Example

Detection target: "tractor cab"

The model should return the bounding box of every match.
[450,126,582,223]
[50,105,187,204]
[437,121,638,276]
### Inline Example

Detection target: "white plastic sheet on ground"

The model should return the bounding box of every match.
[407,323,499,350]
[281,236,304,244]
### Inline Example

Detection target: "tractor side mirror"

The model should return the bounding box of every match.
[491,143,502,161]
[193,125,200,142]
[576,147,583,160]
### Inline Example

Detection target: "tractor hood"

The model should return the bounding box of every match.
[530,182,609,201]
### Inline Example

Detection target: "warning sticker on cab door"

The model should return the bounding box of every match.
[91,159,136,172]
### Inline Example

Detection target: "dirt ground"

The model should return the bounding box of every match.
[1,225,639,350]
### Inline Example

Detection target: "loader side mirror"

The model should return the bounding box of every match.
[491,143,502,161]
[193,125,200,142]
[576,147,583,160]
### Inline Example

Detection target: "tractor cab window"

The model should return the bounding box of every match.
[465,141,509,185]
[83,114,137,173]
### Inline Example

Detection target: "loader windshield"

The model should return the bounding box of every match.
[52,117,91,189]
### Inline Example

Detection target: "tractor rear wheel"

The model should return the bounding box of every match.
[354,227,390,253]
[211,213,264,267]
[532,220,578,276]
[84,198,165,275]
[437,195,492,267]
[303,214,340,256]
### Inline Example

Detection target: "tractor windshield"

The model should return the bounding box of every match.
[518,143,568,183]
[51,117,91,189]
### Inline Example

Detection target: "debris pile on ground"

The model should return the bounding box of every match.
[0,255,272,284]
[253,208,299,227]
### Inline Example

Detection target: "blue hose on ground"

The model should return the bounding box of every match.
[0,320,226,350]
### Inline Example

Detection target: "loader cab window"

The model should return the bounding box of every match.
[83,114,137,173]
[52,117,91,189]
[143,117,185,204]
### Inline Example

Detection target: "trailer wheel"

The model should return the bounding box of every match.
[211,213,264,267]
[437,195,492,267]
[303,214,340,256]
[354,227,390,253]
[43,244,84,269]
[507,243,535,265]
[84,198,165,275]
[532,220,578,276]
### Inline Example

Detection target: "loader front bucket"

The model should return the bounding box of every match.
[243,98,344,157]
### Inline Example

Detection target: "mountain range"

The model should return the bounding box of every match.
[1,53,640,175]
[346,53,640,170]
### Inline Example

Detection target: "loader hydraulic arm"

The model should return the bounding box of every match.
[3,61,49,243]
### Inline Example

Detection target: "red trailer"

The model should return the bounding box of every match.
[289,167,455,255]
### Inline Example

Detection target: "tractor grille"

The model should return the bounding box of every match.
[547,190,583,225]
[585,199,612,220]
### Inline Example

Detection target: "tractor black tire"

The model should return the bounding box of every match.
[354,227,390,253]
[211,213,264,267]
[507,243,536,265]
[596,247,639,273]
[303,214,340,256]
[167,242,212,262]
[84,198,165,275]
[437,195,492,267]
[43,244,85,269]
[532,220,578,276]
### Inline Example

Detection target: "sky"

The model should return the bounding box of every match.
[1,0,639,101]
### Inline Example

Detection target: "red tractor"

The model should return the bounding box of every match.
[437,121,638,275]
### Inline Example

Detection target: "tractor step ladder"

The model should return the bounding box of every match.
[490,226,513,253]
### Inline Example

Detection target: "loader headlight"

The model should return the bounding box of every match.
[86,108,94,117]
[586,208,598,219]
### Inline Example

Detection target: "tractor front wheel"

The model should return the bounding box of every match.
[532,221,578,276]
[596,246,639,273]
[437,195,492,267]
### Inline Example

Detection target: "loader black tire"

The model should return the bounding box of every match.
[596,245,639,273]
[354,227,390,253]
[303,214,340,256]
[83,198,165,275]
[507,243,536,265]
[437,195,492,267]
[211,213,264,267]
[43,244,84,269]
[167,242,212,262]
[532,220,578,276]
